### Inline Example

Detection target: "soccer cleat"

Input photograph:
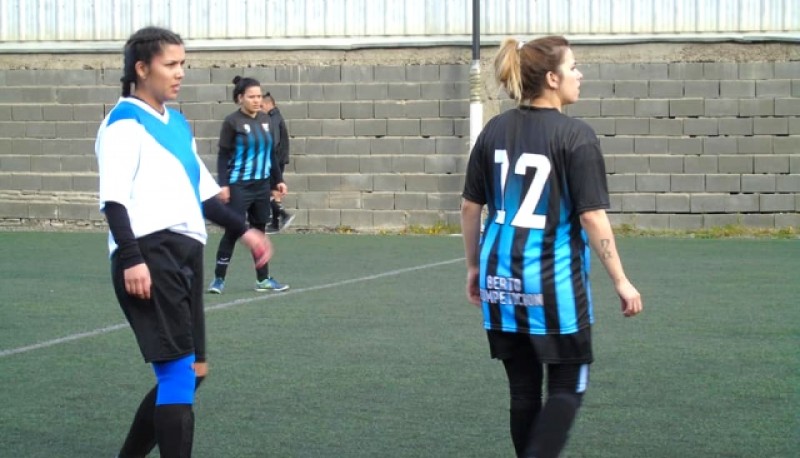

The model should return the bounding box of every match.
[279,212,296,231]
[254,277,289,292]
[265,223,280,234]
[207,277,225,294]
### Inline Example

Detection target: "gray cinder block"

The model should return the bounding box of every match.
[341,102,373,119]
[322,120,355,137]
[621,193,656,212]
[670,174,705,192]
[355,83,388,100]
[600,137,634,155]
[669,214,704,230]
[684,156,718,173]
[668,63,704,80]
[668,138,703,155]
[615,118,649,135]
[703,63,738,80]
[753,118,788,135]
[775,98,800,116]
[690,194,726,213]
[706,174,741,192]
[336,138,371,155]
[704,99,739,117]
[776,174,800,192]
[323,84,356,101]
[611,155,647,172]
[614,81,649,98]
[440,100,468,118]
[405,65,440,82]
[403,138,436,155]
[636,174,671,192]
[649,155,683,172]
[601,63,667,80]
[725,194,759,212]
[386,119,421,136]
[607,174,636,192]
[718,155,753,173]
[308,102,341,119]
[387,83,421,100]
[720,80,755,98]
[579,81,614,98]
[684,80,720,98]
[404,101,440,118]
[703,137,737,156]
[759,194,795,212]
[718,118,753,136]
[737,137,773,154]
[635,138,669,155]
[754,155,790,173]
[584,118,615,135]
[634,99,669,117]
[342,66,375,83]
[738,62,774,79]
[683,119,718,136]
[656,194,690,213]
[670,99,704,116]
[648,81,683,98]
[756,80,791,97]
[650,118,683,136]
[741,174,776,192]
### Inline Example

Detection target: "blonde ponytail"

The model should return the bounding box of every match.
[494,38,524,102]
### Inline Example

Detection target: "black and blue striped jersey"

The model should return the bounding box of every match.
[216,110,282,186]
[462,106,609,336]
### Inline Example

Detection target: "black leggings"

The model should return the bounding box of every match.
[214,180,271,280]
[502,357,589,458]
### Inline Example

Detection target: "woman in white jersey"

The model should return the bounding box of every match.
[461,36,643,458]
[96,26,271,458]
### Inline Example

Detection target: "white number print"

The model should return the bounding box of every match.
[494,150,552,229]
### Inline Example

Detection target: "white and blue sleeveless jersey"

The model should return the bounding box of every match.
[462,106,610,336]
[95,97,221,255]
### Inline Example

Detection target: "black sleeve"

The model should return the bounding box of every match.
[279,118,290,164]
[269,145,284,189]
[216,119,236,186]
[202,197,248,238]
[103,201,144,269]
[567,140,610,213]
[462,129,488,205]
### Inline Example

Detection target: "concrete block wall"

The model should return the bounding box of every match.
[0,46,798,231]
[561,60,799,230]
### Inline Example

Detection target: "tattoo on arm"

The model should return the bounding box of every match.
[600,239,613,260]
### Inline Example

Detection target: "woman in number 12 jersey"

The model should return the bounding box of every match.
[461,35,643,458]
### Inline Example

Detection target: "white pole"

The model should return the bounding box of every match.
[468,0,482,151]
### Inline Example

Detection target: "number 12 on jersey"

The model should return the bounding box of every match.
[494,150,552,230]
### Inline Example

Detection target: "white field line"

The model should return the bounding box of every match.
[0,257,464,359]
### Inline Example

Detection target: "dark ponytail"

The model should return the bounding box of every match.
[231,76,261,103]
[120,26,183,97]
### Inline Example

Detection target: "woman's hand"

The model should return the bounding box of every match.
[124,263,152,300]
[240,228,273,268]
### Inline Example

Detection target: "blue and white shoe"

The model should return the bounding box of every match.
[207,277,225,294]
[280,212,296,231]
[254,277,289,292]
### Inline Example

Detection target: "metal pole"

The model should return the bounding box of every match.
[468,0,483,151]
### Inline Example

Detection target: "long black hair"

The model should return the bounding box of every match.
[120,26,183,97]
[231,76,261,103]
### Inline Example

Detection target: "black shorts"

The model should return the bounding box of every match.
[487,327,593,364]
[112,230,206,363]
[229,179,271,227]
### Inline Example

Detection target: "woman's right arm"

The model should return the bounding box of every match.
[579,209,642,317]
